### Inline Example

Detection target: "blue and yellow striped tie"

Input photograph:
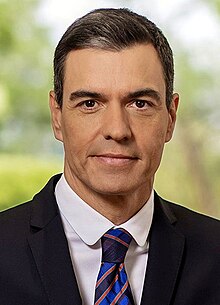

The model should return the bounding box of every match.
[94,228,135,305]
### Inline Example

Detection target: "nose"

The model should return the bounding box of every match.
[102,103,132,142]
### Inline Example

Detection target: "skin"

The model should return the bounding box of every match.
[49,43,179,225]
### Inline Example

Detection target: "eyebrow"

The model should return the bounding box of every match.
[69,90,103,101]
[127,88,161,102]
[69,88,161,102]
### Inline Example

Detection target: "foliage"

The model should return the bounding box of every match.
[0,154,62,211]
[171,50,220,218]
[150,0,220,218]
[0,0,54,153]
[204,0,220,14]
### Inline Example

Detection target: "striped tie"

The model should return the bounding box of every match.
[94,228,135,305]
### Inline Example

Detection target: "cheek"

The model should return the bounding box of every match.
[137,121,168,159]
[61,116,98,156]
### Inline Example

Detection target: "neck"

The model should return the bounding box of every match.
[89,192,152,225]
[64,171,153,225]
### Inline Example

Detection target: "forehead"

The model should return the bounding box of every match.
[63,44,165,97]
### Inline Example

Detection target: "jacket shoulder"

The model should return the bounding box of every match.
[0,174,61,234]
[0,200,33,229]
[159,196,220,244]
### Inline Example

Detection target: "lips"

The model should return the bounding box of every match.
[92,153,138,166]
[98,153,135,158]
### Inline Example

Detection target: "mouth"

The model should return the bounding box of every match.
[91,153,138,166]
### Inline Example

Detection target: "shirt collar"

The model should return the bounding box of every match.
[55,174,154,246]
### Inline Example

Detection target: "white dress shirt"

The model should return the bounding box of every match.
[55,174,154,305]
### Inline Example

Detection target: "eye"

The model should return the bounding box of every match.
[131,100,151,109]
[77,99,101,112]
[83,100,96,108]
[134,100,147,108]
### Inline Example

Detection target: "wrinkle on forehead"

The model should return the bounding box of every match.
[63,44,166,103]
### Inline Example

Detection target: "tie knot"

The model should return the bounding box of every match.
[101,228,132,263]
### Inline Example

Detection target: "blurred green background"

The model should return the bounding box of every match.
[0,0,219,218]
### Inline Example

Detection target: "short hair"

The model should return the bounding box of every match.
[54,8,174,108]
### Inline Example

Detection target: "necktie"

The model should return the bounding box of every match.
[94,228,135,305]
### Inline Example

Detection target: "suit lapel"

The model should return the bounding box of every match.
[28,175,82,305]
[141,194,185,305]
[26,176,185,305]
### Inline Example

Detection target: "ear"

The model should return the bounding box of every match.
[165,93,179,142]
[49,90,63,142]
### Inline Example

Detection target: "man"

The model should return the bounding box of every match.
[0,8,219,305]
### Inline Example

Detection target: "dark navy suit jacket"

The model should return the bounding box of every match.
[0,174,220,305]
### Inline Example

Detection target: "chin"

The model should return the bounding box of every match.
[89,180,137,196]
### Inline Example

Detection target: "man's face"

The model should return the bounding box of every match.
[50,44,178,198]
